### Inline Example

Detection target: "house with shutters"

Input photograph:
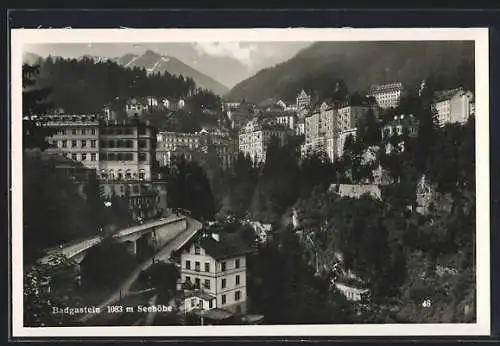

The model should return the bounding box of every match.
[176,228,254,321]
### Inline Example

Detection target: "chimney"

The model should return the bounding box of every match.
[211,233,220,242]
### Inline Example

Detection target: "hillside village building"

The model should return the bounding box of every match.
[302,102,338,162]
[296,89,311,110]
[275,112,297,132]
[45,114,166,219]
[329,183,382,200]
[177,230,254,317]
[432,88,474,126]
[381,114,419,154]
[239,118,290,164]
[368,82,404,109]
[156,129,237,169]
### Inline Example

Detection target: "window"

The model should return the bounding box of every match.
[221,278,226,289]
[91,129,96,135]
[82,140,87,148]
[185,260,191,270]
[185,276,191,283]
[221,262,226,272]
[195,278,200,289]
[204,279,210,290]
[209,299,213,309]
[71,154,77,161]
[139,153,147,161]
[221,294,226,305]
[91,140,96,148]
[81,153,87,161]
[139,140,147,148]
[204,262,210,272]
[72,129,77,135]
[195,261,200,272]
[235,291,241,301]
[71,140,77,148]
[194,245,201,255]
[235,275,240,286]
[62,140,67,148]
[235,259,240,269]
[91,153,96,161]
[190,298,196,307]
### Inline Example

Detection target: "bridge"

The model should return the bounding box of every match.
[38,214,197,265]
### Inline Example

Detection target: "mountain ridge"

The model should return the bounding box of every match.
[225,41,475,104]
[23,50,230,96]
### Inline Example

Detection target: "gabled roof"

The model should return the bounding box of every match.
[433,87,471,103]
[181,229,254,261]
[369,82,404,94]
[297,89,309,98]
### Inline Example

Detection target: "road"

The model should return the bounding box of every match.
[79,216,202,324]
[38,214,185,266]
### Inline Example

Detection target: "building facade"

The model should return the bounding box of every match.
[239,118,290,164]
[45,115,162,220]
[381,114,419,154]
[296,89,311,110]
[433,88,474,126]
[178,231,253,315]
[368,82,404,109]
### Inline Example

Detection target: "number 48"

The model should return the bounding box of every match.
[422,299,432,308]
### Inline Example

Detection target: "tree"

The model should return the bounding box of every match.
[80,238,138,289]
[24,254,83,327]
[357,108,381,147]
[22,64,55,150]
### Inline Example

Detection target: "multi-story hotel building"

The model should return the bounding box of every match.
[45,115,163,219]
[368,82,404,109]
[337,102,378,134]
[177,230,254,316]
[239,118,290,164]
[156,129,237,169]
[275,112,296,132]
[432,88,474,126]
[156,132,201,167]
[302,102,338,162]
[296,89,311,110]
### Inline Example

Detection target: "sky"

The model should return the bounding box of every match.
[24,42,311,88]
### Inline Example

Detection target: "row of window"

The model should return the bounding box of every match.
[56,128,97,136]
[67,153,97,161]
[100,139,148,149]
[185,258,241,272]
[100,152,148,161]
[100,170,146,180]
[100,127,147,135]
[185,275,241,290]
[58,139,97,149]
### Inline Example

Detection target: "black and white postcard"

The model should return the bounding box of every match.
[10,28,490,337]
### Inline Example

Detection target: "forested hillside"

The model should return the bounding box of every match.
[27,56,220,115]
[226,41,474,103]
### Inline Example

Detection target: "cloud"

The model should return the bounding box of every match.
[193,42,258,68]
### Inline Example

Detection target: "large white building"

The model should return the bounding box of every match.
[177,230,254,317]
[303,102,337,162]
[156,129,237,169]
[239,118,290,164]
[432,88,474,126]
[46,115,155,181]
[368,82,404,109]
[45,115,165,219]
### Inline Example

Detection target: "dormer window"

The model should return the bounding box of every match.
[194,244,201,255]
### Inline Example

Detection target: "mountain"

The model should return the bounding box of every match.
[114,50,229,95]
[225,41,475,104]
